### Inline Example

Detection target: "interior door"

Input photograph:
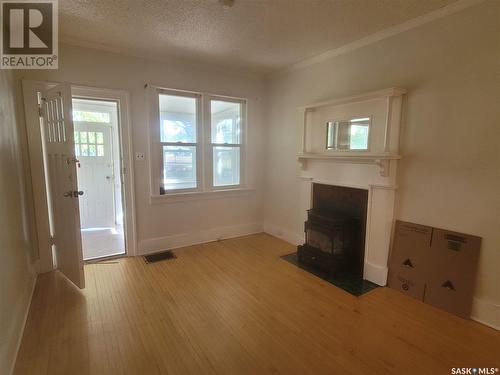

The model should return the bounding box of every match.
[74,123,115,228]
[41,84,85,289]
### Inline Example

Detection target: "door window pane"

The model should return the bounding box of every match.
[163,146,197,190]
[96,132,104,144]
[80,131,87,143]
[211,100,241,144]
[88,144,97,156]
[97,145,104,157]
[88,131,96,144]
[213,147,240,187]
[159,94,197,143]
[81,144,89,156]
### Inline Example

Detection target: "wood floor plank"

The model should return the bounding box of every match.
[14,233,500,375]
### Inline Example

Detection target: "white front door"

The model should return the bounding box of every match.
[74,123,115,228]
[40,84,85,289]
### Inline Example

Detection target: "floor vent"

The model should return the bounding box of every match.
[144,250,176,263]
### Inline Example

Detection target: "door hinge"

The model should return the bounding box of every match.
[49,235,56,246]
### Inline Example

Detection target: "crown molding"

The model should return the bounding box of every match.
[280,0,487,76]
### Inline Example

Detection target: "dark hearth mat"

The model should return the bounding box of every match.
[280,253,378,297]
[144,250,176,263]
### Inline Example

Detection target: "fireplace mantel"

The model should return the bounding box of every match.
[296,87,406,286]
[297,152,402,177]
[297,87,405,179]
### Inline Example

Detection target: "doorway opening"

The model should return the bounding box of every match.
[72,98,126,260]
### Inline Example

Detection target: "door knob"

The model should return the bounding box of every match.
[73,191,84,198]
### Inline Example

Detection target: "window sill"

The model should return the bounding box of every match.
[149,187,255,204]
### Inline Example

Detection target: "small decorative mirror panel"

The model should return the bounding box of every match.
[326,117,370,151]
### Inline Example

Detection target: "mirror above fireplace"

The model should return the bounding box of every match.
[297,87,406,177]
[326,116,370,151]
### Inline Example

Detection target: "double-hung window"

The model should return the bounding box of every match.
[158,91,200,194]
[209,98,243,187]
[153,88,246,196]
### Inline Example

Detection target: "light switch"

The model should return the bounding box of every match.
[135,152,145,161]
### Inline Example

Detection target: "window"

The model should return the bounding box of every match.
[158,93,199,192]
[74,130,104,157]
[73,110,110,123]
[153,89,246,195]
[210,99,242,187]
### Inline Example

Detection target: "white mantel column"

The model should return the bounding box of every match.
[363,185,397,285]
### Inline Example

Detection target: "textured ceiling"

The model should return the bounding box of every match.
[59,0,459,74]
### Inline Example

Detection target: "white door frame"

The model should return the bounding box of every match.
[22,80,137,273]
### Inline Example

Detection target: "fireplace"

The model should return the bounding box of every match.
[297,184,368,277]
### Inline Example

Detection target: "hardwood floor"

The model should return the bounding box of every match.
[14,234,499,375]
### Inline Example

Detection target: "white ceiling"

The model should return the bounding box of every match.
[59,0,459,74]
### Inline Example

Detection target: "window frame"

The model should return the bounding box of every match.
[154,88,203,195]
[149,87,247,199]
[206,95,247,191]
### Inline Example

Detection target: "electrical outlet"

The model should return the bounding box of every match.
[135,152,145,161]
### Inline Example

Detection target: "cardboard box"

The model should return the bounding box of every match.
[389,221,433,281]
[424,276,473,318]
[430,228,481,264]
[388,272,426,300]
[388,222,481,318]
[424,229,481,318]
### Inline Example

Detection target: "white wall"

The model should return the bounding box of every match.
[20,44,267,254]
[264,1,499,328]
[0,70,37,374]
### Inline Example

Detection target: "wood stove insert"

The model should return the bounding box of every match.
[297,184,368,278]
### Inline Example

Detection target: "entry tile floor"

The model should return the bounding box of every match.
[81,225,125,260]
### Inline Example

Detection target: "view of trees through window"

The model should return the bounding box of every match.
[211,101,241,187]
[157,92,244,193]
[74,131,104,157]
[159,94,198,191]
[73,110,110,123]
[161,120,196,143]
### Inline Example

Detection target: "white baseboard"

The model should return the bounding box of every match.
[263,222,304,246]
[6,273,37,375]
[471,297,500,331]
[138,222,263,255]
[363,261,388,286]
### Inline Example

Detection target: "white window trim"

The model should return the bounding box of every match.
[206,94,247,191]
[154,88,203,195]
[148,86,249,202]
